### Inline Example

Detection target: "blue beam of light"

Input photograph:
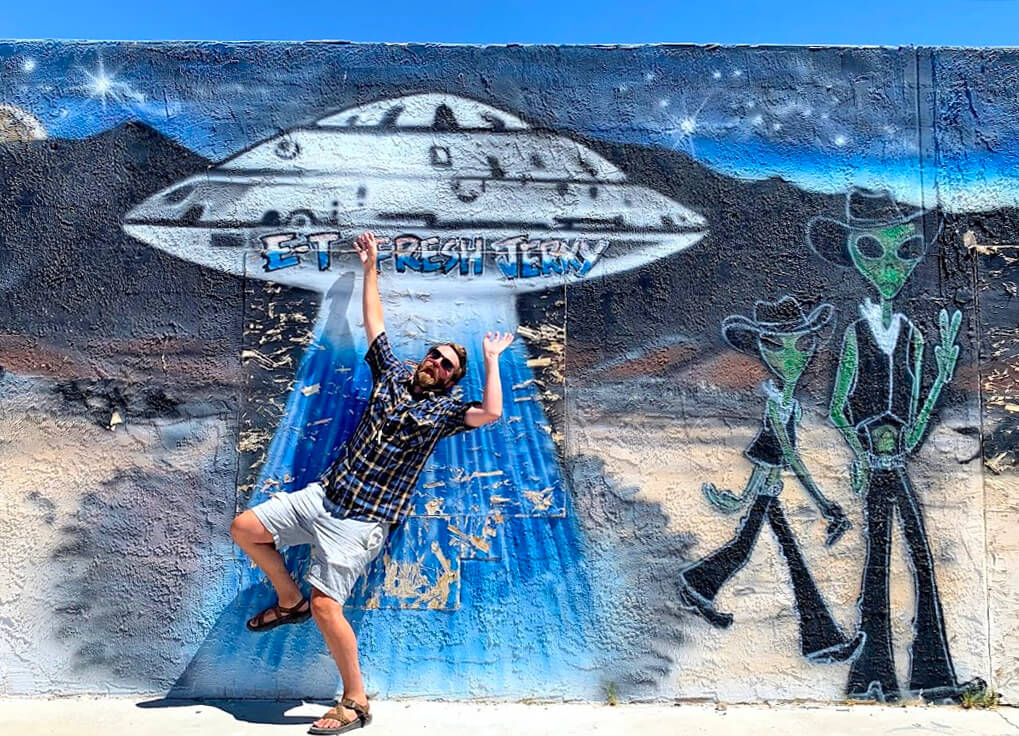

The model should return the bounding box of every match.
[170,276,615,699]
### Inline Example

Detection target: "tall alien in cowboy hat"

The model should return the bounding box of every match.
[808,187,983,702]
[677,295,864,665]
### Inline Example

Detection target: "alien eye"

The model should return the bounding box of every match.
[854,235,883,258]
[760,335,783,351]
[897,236,925,260]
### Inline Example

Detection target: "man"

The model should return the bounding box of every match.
[230,231,515,734]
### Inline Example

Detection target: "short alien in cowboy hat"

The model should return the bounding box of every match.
[808,187,977,703]
[677,295,863,665]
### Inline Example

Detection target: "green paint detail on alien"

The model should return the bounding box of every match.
[759,333,813,386]
[905,306,962,451]
[703,297,850,547]
[847,223,922,301]
[830,219,962,460]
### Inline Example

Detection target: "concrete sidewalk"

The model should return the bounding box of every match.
[2,697,1019,736]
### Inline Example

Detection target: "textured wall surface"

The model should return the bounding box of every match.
[0,42,1016,705]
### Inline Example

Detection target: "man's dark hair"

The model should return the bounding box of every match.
[446,342,468,384]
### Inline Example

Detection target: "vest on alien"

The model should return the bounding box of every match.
[846,312,917,452]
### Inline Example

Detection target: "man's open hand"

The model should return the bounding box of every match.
[354,231,379,271]
[483,331,515,360]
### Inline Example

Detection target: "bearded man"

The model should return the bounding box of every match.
[230,231,514,734]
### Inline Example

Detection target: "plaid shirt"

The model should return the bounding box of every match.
[322,331,479,523]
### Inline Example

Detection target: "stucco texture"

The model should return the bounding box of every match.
[0,42,1015,705]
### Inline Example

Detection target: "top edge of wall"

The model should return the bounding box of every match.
[0,40,1015,51]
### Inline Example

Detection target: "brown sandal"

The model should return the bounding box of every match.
[307,698,371,734]
[245,597,311,632]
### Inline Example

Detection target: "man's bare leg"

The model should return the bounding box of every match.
[230,510,307,623]
[310,586,369,730]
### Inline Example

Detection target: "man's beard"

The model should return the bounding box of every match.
[413,363,442,391]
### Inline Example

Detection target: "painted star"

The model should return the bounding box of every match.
[77,57,146,110]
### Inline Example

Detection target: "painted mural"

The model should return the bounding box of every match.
[1,43,1016,705]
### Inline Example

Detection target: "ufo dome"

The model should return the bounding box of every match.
[316,93,529,131]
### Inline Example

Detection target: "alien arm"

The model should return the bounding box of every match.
[830,326,866,458]
[905,325,942,453]
[906,325,924,433]
[769,400,835,515]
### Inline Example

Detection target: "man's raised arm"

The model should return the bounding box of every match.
[355,231,385,344]
[465,332,515,428]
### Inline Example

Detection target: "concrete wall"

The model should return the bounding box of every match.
[0,42,1016,704]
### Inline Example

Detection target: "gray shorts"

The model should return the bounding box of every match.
[251,482,389,603]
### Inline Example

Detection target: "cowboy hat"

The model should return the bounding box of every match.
[722,295,834,355]
[807,187,942,267]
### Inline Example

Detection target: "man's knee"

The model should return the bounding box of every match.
[230,510,270,545]
[310,587,344,620]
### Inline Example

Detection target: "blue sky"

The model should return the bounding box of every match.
[4,0,1019,46]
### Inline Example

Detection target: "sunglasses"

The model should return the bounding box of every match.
[427,348,457,375]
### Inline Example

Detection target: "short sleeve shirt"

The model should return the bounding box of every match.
[322,331,480,523]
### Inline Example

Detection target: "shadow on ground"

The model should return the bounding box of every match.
[135,696,326,725]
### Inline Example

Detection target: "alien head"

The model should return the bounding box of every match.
[723,296,834,387]
[847,222,925,300]
[807,187,941,300]
[757,331,819,384]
